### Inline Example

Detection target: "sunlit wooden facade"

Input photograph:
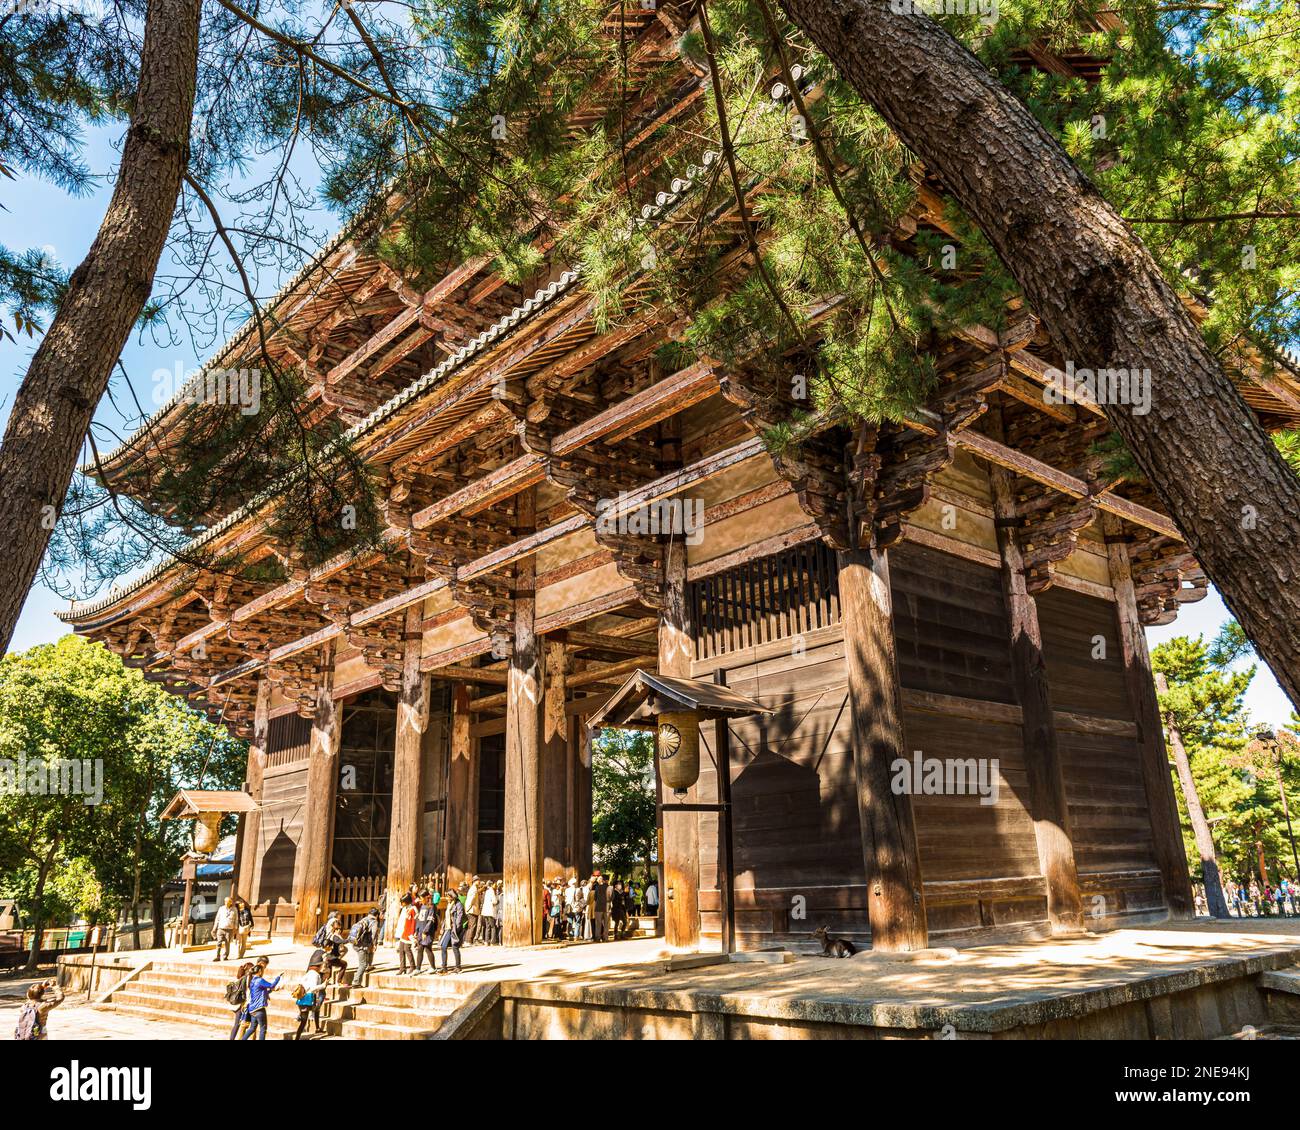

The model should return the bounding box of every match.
[62,4,1300,951]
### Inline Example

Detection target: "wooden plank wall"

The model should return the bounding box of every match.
[1036,586,1165,924]
[695,623,864,947]
[249,713,311,935]
[890,541,1049,943]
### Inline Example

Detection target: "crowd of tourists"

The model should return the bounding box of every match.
[15,867,660,1041]
[1203,876,1300,917]
[542,874,658,941]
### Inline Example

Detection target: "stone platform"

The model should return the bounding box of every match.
[31,918,1300,1040]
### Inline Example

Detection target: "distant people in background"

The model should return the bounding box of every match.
[292,956,325,1040]
[465,877,483,945]
[440,887,466,974]
[236,897,254,958]
[645,878,659,918]
[612,880,628,940]
[14,980,65,1041]
[627,878,640,916]
[549,880,564,939]
[542,880,554,939]
[349,907,380,987]
[226,962,255,1040]
[481,880,500,946]
[1249,880,1262,916]
[585,877,598,941]
[595,875,610,942]
[563,877,579,940]
[213,896,238,961]
[241,957,281,1041]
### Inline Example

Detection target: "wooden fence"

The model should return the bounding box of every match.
[327,875,386,929]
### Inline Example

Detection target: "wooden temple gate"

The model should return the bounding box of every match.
[59,3,1300,953]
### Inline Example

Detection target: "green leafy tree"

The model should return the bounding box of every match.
[591,728,657,880]
[0,635,245,966]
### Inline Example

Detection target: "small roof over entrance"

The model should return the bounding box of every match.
[160,789,258,821]
[587,669,772,730]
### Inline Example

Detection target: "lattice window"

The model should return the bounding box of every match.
[265,712,311,768]
[688,540,840,661]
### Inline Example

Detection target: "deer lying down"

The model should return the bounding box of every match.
[812,925,858,958]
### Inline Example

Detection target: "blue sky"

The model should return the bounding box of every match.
[1,122,1294,729]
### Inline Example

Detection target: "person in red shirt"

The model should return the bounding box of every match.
[395,892,417,976]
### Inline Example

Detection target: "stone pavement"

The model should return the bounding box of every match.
[12,917,1300,1039]
[1,973,230,1040]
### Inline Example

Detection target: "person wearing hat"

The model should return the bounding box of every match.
[292,955,326,1039]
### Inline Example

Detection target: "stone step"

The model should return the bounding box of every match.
[111,964,466,1039]
[341,1000,454,1027]
[1259,968,1300,995]
[115,984,308,1023]
[136,965,469,1011]
[336,1017,445,1040]
[107,1001,339,1039]
[337,982,467,1009]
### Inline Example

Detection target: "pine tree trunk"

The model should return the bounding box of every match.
[777,0,1300,706]
[0,0,200,649]
[1155,674,1229,918]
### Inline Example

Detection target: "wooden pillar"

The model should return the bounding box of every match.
[386,606,429,928]
[988,463,1084,934]
[838,547,928,952]
[542,638,570,878]
[444,683,476,887]
[661,536,700,949]
[1104,514,1193,917]
[502,489,544,946]
[574,717,593,876]
[293,647,340,941]
[234,677,271,904]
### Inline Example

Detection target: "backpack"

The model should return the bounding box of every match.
[14,1002,40,1041]
[224,977,247,1007]
[312,924,329,948]
[349,917,374,948]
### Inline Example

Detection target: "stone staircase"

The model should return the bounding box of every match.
[102,957,480,1039]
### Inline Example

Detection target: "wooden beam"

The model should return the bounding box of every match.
[838,547,928,951]
[385,608,428,932]
[233,677,271,904]
[502,489,544,947]
[954,428,1181,539]
[467,654,651,712]
[1104,514,1194,918]
[543,639,570,877]
[553,628,656,656]
[293,646,340,942]
[660,534,699,949]
[987,416,1083,934]
[445,684,476,888]
[549,360,719,455]
[430,665,509,685]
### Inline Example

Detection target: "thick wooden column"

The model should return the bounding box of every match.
[234,677,271,904]
[838,547,928,952]
[1104,514,1194,917]
[542,638,570,878]
[386,606,429,927]
[502,490,544,946]
[661,536,700,949]
[988,464,1084,933]
[444,683,476,886]
[293,648,340,941]
[574,719,593,877]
